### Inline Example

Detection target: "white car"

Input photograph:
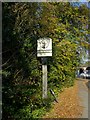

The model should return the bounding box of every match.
[80,73,88,78]
[86,74,90,79]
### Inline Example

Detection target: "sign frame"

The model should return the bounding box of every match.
[37,38,52,57]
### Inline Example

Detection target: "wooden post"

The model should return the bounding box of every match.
[37,38,52,99]
[42,64,47,99]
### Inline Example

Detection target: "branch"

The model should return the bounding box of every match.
[2,51,17,67]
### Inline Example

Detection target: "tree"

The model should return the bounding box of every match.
[2,2,89,119]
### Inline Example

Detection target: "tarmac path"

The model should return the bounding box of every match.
[77,78,90,119]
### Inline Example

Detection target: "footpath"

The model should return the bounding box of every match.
[77,78,88,118]
[43,78,90,119]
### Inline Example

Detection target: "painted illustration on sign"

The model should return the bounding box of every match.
[37,38,52,57]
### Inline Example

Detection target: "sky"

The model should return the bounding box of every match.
[80,0,88,2]
[80,0,90,7]
[79,0,89,7]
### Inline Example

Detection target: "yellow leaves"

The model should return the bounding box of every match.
[80,41,89,49]
[43,81,82,118]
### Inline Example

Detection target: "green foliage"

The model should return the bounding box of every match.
[13,105,46,120]
[2,2,89,119]
[48,40,78,89]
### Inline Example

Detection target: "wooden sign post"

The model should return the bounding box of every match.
[37,38,52,99]
[42,64,47,98]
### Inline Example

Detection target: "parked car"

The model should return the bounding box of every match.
[86,74,90,79]
[80,73,88,78]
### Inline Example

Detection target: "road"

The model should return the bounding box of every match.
[77,78,90,119]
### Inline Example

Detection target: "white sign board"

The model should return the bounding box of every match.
[37,38,52,57]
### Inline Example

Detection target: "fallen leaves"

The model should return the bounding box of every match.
[43,80,83,118]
